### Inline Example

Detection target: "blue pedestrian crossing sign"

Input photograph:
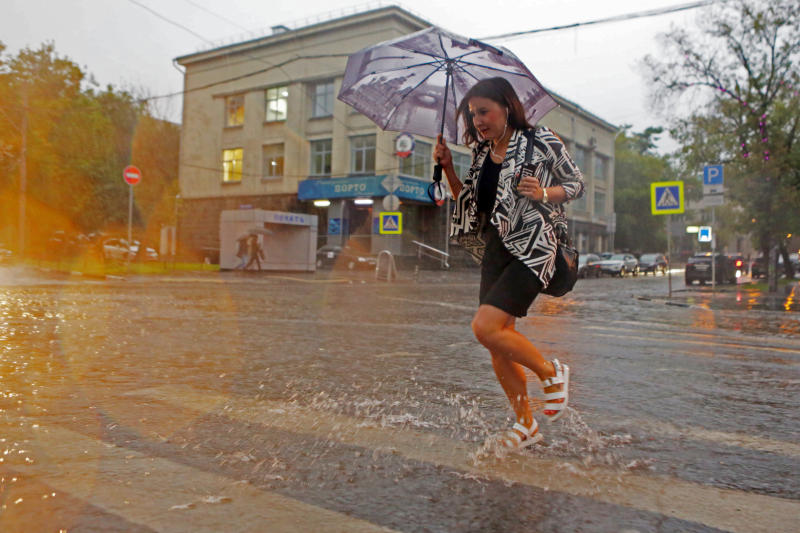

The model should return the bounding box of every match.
[650,181,684,215]
[379,212,402,234]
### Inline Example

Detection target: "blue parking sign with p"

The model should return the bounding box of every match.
[703,165,723,186]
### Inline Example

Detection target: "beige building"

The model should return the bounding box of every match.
[175,5,616,263]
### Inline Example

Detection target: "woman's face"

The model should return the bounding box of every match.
[468,97,507,141]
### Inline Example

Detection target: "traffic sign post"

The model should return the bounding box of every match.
[651,181,684,299]
[123,166,141,257]
[702,165,724,294]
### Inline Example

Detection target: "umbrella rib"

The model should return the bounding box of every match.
[455,59,531,77]
[382,66,447,128]
[452,62,481,82]
[437,33,450,61]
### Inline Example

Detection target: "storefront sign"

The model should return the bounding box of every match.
[298,175,432,204]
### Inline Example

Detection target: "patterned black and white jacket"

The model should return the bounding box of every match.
[450,126,585,288]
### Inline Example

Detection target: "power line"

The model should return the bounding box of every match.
[126,1,405,164]
[127,0,214,45]
[182,0,250,32]
[480,0,716,41]
[145,54,350,101]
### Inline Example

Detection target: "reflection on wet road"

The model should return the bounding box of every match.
[0,267,798,532]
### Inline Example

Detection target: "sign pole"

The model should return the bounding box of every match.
[122,165,141,261]
[711,206,716,294]
[667,215,672,299]
[127,185,133,254]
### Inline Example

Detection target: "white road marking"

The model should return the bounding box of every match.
[126,385,800,533]
[2,423,398,533]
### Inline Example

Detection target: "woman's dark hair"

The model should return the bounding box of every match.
[456,77,532,146]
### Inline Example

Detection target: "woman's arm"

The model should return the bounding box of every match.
[433,134,463,199]
[541,127,585,202]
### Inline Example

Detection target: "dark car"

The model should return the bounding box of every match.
[752,253,798,279]
[638,253,668,275]
[685,253,736,285]
[316,244,377,270]
[578,253,602,278]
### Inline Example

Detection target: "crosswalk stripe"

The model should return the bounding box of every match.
[582,329,800,357]
[2,423,398,533]
[592,415,800,458]
[127,385,799,533]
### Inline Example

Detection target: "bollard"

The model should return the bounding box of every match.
[414,265,419,282]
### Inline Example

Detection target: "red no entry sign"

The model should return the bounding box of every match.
[123,165,142,186]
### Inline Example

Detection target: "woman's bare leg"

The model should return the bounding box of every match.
[472,305,554,378]
[473,305,563,416]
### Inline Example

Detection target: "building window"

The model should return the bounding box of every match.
[594,154,607,180]
[265,86,288,122]
[311,80,334,118]
[572,193,588,212]
[225,94,244,127]
[453,152,471,180]
[310,139,332,176]
[350,134,376,174]
[399,140,431,179]
[594,190,606,215]
[263,144,283,178]
[222,148,243,182]
[573,145,587,171]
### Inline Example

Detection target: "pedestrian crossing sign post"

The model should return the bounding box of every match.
[379,212,402,234]
[650,181,684,215]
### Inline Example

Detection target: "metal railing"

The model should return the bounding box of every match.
[411,240,449,269]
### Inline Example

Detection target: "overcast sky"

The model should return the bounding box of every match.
[2,0,707,153]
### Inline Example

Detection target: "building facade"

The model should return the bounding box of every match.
[175,6,616,263]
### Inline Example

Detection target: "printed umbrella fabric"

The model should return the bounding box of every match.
[338,26,557,145]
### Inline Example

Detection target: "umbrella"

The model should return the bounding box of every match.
[338,26,557,201]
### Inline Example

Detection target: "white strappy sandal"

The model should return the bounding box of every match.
[498,419,543,450]
[542,359,570,422]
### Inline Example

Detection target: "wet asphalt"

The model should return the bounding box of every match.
[0,265,798,532]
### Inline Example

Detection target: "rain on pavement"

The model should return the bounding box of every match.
[0,266,798,532]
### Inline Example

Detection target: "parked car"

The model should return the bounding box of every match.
[638,253,668,275]
[578,253,602,278]
[752,253,798,279]
[597,253,639,277]
[103,238,134,262]
[685,253,736,285]
[316,244,377,270]
[131,240,159,262]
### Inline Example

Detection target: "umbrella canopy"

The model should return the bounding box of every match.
[338,26,557,145]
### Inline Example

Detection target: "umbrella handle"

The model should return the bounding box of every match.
[433,164,442,183]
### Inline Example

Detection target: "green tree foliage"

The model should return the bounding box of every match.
[613,126,676,253]
[643,0,800,284]
[0,41,178,252]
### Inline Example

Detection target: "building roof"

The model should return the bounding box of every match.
[175,5,432,65]
[175,4,616,133]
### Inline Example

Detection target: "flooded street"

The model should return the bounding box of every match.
[1,267,798,532]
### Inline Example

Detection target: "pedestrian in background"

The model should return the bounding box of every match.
[234,235,249,270]
[433,77,585,450]
[244,235,264,271]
